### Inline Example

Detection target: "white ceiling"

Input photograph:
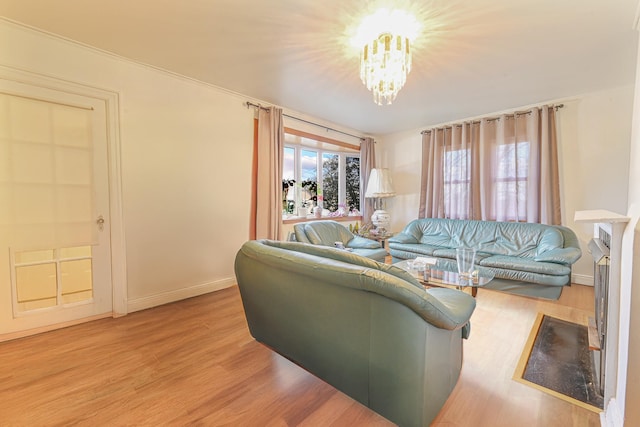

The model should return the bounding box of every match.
[1,0,638,135]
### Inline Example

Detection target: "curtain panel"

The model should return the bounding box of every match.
[254,106,284,240]
[419,105,561,225]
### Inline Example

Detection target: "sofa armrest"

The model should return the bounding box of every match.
[364,280,476,332]
[388,232,418,244]
[424,288,476,331]
[534,247,582,265]
[347,235,382,249]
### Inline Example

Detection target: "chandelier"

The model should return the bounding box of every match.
[353,9,420,106]
[360,33,411,105]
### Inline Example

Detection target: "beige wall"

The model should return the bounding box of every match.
[377,85,635,283]
[557,87,633,280]
[0,20,362,311]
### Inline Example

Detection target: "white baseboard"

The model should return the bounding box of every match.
[600,398,623,427]
[127,277,237,313]
[572,273,593,286]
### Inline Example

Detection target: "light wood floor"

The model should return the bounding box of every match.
[0,283,600,426]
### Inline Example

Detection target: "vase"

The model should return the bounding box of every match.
[313,206,322,218]
[456,247,477,280]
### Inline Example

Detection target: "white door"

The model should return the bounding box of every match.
[0,79,112,337]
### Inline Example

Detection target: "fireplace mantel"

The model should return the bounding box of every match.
[574,209,630,224]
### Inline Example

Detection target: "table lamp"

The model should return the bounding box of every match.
[365,168,395,234]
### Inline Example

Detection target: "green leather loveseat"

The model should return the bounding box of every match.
[293,220,388,262]
[235,239,476,427]
[388,218,582,300]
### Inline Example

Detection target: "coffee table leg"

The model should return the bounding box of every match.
[471,287,477,298]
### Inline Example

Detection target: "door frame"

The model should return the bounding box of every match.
[0,65,127,319]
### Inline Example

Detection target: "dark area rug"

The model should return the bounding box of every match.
[515,314,603,411]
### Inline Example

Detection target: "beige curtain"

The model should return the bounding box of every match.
[255,106,284,239]
[360,137,376,223]
[539,108,562,223]
[419,129,445,219]
[419,105,561,225]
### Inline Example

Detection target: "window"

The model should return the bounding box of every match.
[422,107,560,225]
[495,142,529,221]
[283,131,360,216]
[13,246,93,312]
[443,147,471,219]
[442,142,530,221]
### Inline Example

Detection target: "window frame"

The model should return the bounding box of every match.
[283,129,361,219]
[441,140,531,221]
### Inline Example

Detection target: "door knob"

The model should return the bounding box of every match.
[97,215,105,231]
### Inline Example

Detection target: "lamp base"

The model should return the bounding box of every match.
[371,209,390,234]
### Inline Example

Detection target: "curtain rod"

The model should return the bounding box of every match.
[245,101,365,141]
[420,104,564,134]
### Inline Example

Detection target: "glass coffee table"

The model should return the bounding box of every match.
[395,259,495,297]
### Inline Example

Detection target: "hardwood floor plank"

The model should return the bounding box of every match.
[0,284,600,426]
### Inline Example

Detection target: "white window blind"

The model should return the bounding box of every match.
[0,92,97,250]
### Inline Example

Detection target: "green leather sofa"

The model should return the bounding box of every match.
[293,220,388,262]
[388,218,582,300]
[235,239,476,427]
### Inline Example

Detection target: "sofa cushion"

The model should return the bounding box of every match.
[431,247,489,260]
[478,264,570,287]
[387,243,441,256]
[534,247,582,265]
[479,255,571,276]
[301,221,355,246]
[350,247,389,263]
[347,235,384,249]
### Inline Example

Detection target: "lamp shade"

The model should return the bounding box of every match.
[365,168,395,198]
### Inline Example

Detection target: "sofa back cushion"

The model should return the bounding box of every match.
[294,221,354,246]
[403,218,564,258]
[262,240,422,288]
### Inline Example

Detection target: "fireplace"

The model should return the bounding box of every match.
[588,229,610,395]
[575,210,630,405]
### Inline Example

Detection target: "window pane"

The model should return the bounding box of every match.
[16,263,57,310]
[322,153,338,211]
[516,142,529,179]
[443,148,470,218]
[346,156,360,211]
[495,142,529,221]
[60,246,91,259]
[301,150,317,207]
[61,259,93,304]
[496,142,529,179]
[282,147,296,214]
[15,249,54,264]
[283,147,295,181]
[301,150,317,182]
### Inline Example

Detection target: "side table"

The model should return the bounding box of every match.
[359,232,394,250]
